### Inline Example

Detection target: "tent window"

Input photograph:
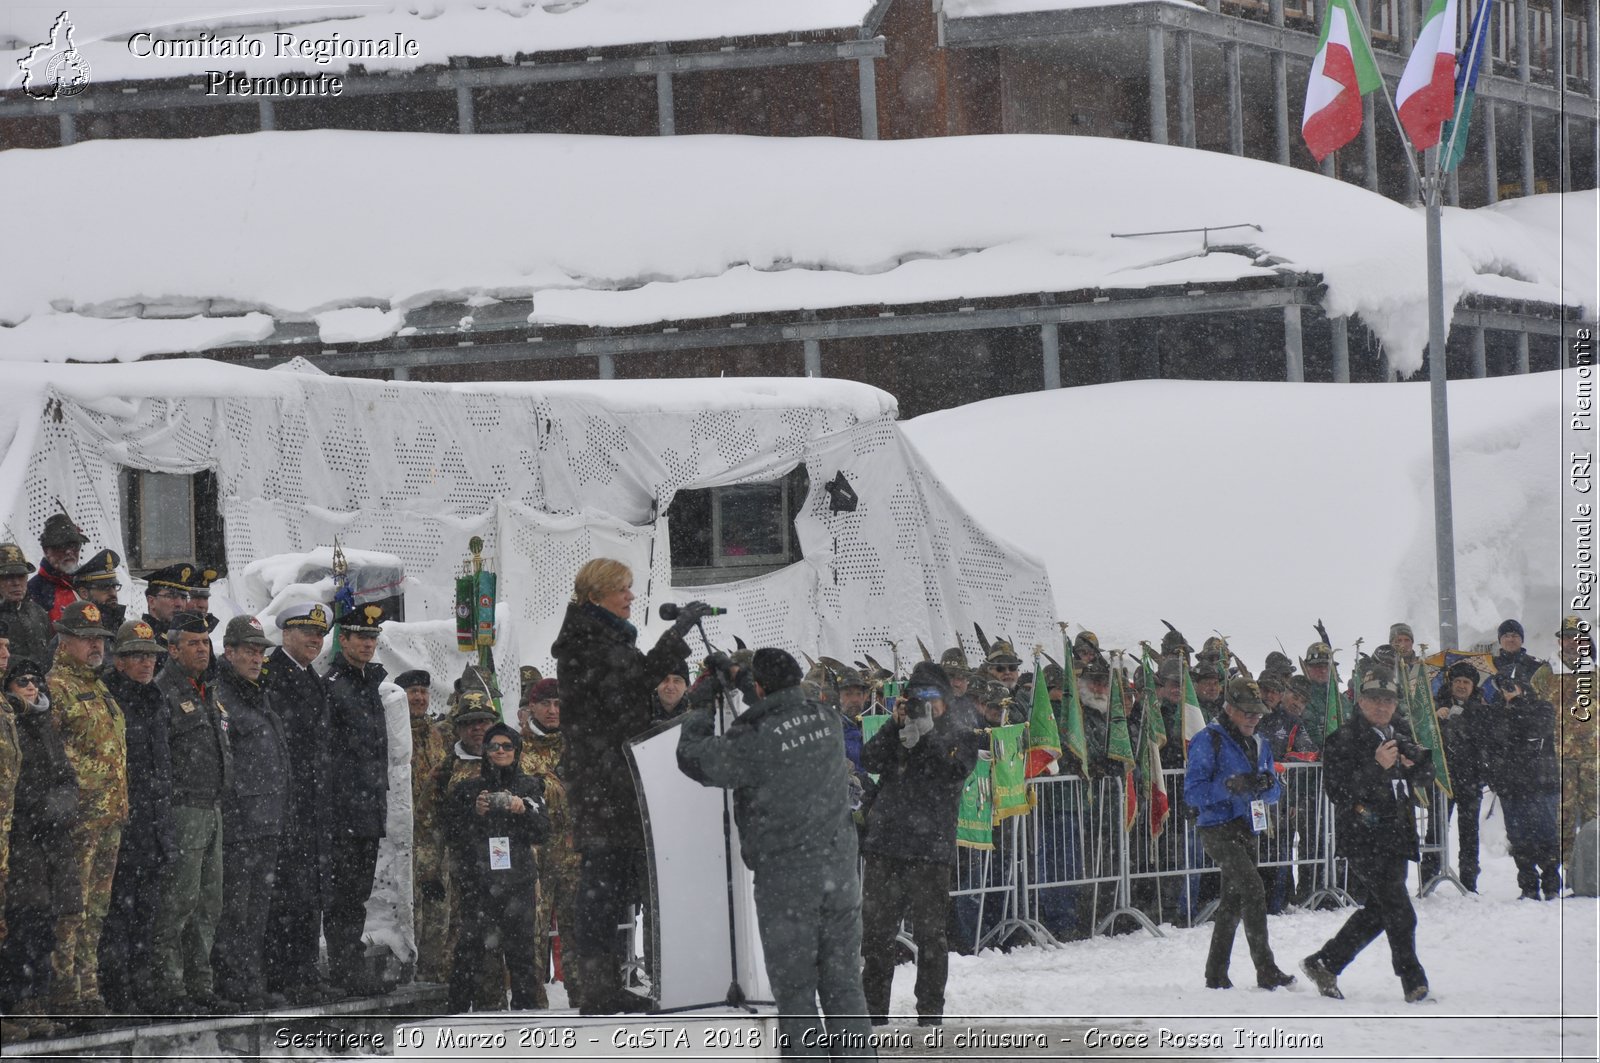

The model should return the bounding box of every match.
[121,469,225,573]
[668,467,807,585]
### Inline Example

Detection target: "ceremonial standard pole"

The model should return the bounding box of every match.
[1423,156,1460,650]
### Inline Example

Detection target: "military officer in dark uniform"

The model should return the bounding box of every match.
[678,648,876,1059]
[262,602,337,1002]
[212,616,291,1010]
[72,549,126,638]
[139,563,198,668]
[149,612,234,1013]
[0,543,51,667]
[323,602,392,998]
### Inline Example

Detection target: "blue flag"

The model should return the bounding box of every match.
[1440,0,1495,172]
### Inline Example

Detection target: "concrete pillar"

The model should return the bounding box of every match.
[1471,327,1487,377]
[656,72,675,136]
[59,112,76,145]
[456,84,475,134]
[1517,0,1531,84]
[258,99,275,131]
[1484,100,1499,202]
[392,366,411,381]
[1177,31,1196,149]
[1363,96,1380,189]
[1331,316,1351,382]
[803,338,822,377]
[1041,324,1062,389]
[1516,331,1530,373]
[1284,305,1305,381]
[597,352,616,379]
[1522,106,1537,194]
[1149,26,1169,145]
[1225,43,1244,155]
[858,57,879,140]
[1272,53,1290,165]
[1555,0,1569,190]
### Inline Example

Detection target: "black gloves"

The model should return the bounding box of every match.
[1225,772,1274,796]
[669,600,716,636]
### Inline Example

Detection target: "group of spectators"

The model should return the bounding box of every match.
[1,518,1594,1049]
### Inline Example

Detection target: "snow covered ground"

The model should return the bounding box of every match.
[901,811,1598,1062]
[904,368,1572,667]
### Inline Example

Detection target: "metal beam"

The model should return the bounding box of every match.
[1484,100,1499,202]
[1272,52,1290,165]
[1471,326,1487,377]
[1176,30,1196,149]
[1454,307,1585,335]
[1225,42,1243,155]
[259,285,1315,374]
[1522,104,1537,194]
[1363,95,1379,189]
[803,338,822,376]
[0,38,887,118]
[1041,323,1062,389]
[455,84,475,134]
[858,56,879,139]
[1516,331,1530,372]
[1330,315,1351,382]
[1284,304,1305,381]
[1149,25,1168,145]
[655,43,675,136]
[58,111,75,145]
[596,352,616,379]
[258,99,275,131]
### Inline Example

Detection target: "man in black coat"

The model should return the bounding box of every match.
[1421,661,1492,892]
[677,648,876,1058]
[858,662,981,1027]
[1486,671,1563,899]
[211,617,292,1009]
[1302,668,1433,1003]
[322,603,392,997]
[98,620,174,1014]
[149,612,233,1013]
[551,559,700,1015]
[261,602,335,1001]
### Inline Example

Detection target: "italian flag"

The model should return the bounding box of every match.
[1179,660,1207,757]
[1398,0,1462,149]
[1302,0,1384,162]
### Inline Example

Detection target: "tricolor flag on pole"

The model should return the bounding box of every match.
[1302,0,1385,162]
[1398,0,1463,149]
[1178,659,1207,758]
[1440,0,1497,171]
[1139,650,1171,839]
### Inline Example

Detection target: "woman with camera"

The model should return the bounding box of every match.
[444,721,549,1013]
[551,558,707,1014]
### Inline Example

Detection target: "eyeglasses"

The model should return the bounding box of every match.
[156,590,192,601]
[9,677,39,688]
[993,665,1019,674]
[485,741,516,752]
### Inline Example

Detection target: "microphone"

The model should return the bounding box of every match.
[658,603,728,621]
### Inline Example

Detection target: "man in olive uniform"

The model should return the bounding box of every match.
[322,603,392,997]
[397,669,450,985]
[149,612,233,1013]
[520,676,581,1004]
[27,513,88,623]
[678,649,876,1058]
[0,544,51,667]
[262,602,336,1003]
[1552,617,1597,873]
[45,600,127,1017]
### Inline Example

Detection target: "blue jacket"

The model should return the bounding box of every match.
[1183,720,1281,828]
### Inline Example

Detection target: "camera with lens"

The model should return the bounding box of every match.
[901,685,945,720]
[487,791,517,812]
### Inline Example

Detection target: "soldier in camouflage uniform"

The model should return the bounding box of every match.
[1553,617,1597,870]
[397,669,450,984]
[45,601,126,1017]
[520,676,582,1005]
[0,656,19,948]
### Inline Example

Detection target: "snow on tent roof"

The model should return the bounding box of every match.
[0,131,1586,373]
[0,0,878,83]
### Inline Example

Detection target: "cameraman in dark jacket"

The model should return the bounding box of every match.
[677,648,875,1059]
[444,722,548,1013]
[858,661,980,1027]
[1302,668,1433,1003]
[1487,673,1562,899]
[1421,661,1492,892]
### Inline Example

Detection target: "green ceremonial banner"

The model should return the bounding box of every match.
[957,759,995,849]
[1402,660,1453,798]
[990,723,1030,821]
[1027,661,1062,760]
[1107,669,1135,768]
[1323,664,1346,740]
[1060,631,1089,777]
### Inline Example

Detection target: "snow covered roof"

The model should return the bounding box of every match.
[0,131,1587,373]
[0,1,880,85]
[942,0,1199,17]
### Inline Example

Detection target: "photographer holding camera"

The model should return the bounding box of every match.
[676,647,875,1060]
[1302,668,1433,1003]
[857,661,981,1027]
[444,722,549,1013]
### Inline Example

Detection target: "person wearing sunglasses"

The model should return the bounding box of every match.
[444,722,548,1014]
[981,641,1023,692]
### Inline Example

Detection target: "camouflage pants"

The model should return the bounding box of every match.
[48,820,122,1009]
[535,862,581,1004]
[1561,746,1599,866]
[413,858,451,984]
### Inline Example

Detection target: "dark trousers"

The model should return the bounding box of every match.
[574,848,643,1006]
[860,854,950,1023]
[0,905,57,1008]
[1501,791,1562,895]
[1313,854,1425,991]
[264,825,326,990]
[755,845,874,1060]
[325,836,381,985]
[1198,820,1277,981]
[1421,786,1482,888]
[213,834,281,998]
[98,852,162,1011]
[449,881,542,1013]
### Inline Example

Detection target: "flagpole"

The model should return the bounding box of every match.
[1437,0,1493,178]
[1423,169,1461,649]
[1345,3,1424,187]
